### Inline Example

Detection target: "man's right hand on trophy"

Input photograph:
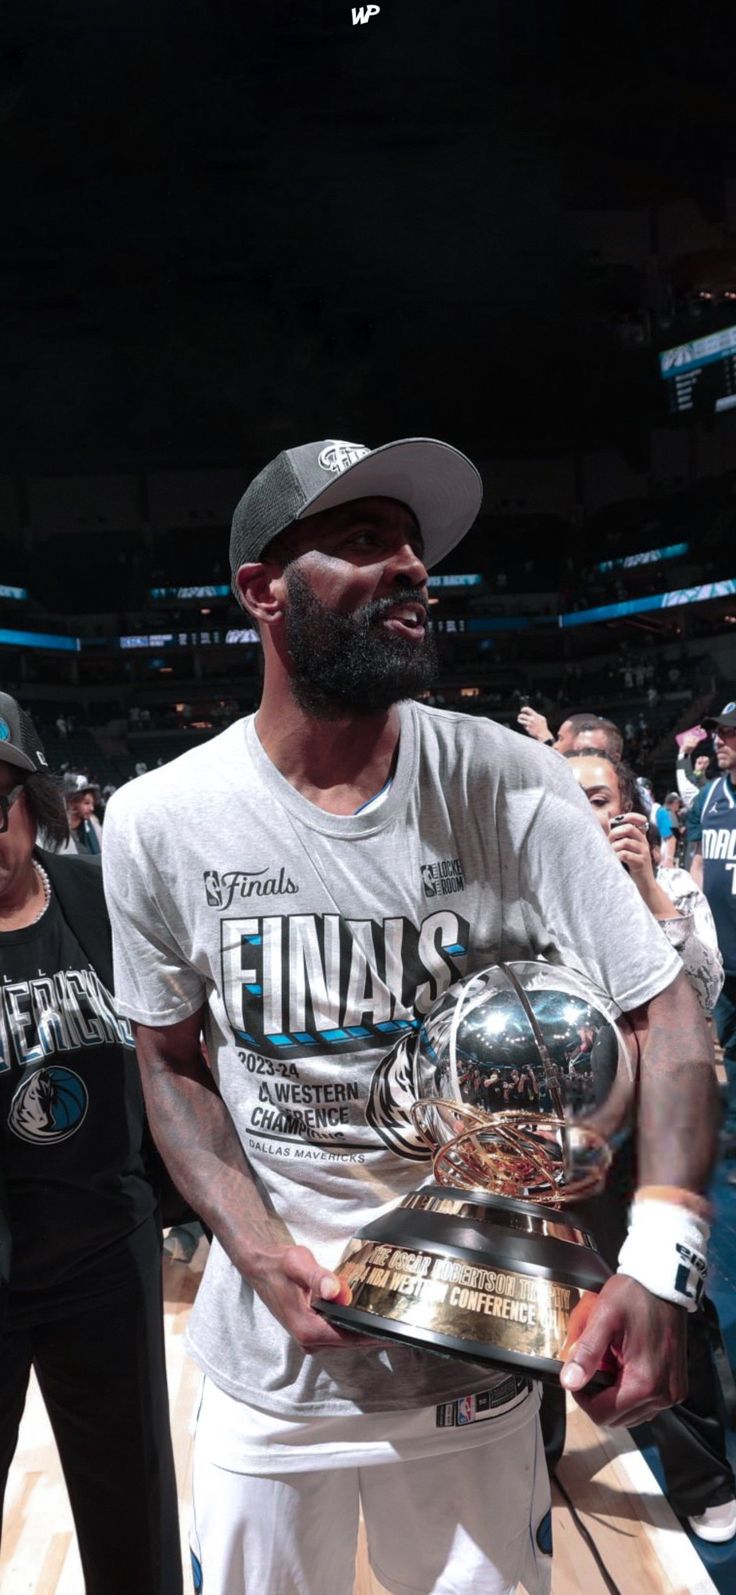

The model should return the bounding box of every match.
[559,1275,687,1427]
[246,1242,394,1353]
[247,1237,395,1352]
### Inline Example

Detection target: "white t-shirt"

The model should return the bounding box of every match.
[103,702,680,1417]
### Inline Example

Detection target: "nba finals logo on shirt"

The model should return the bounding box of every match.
[204,868,299,908]
[420,858,465,899]
[317,441,370,474]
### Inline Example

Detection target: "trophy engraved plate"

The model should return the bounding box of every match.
[316,961,637,1381]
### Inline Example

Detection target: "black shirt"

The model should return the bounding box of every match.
[0,890,158,1323]
[70,817,101,856]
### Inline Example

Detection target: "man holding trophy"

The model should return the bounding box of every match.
[103,437,718,1595]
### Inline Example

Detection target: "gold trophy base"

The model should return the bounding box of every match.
[316,1184,610,1381]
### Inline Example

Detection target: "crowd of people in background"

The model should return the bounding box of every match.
[517,697,736,1171]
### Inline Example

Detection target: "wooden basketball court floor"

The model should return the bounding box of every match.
[2,1234,734,1595]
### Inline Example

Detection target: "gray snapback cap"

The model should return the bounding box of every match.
[62,772,100,798]
[230,437,483,578]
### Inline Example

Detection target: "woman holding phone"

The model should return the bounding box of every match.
[566,751,722,1016]
[545,749,731,1542]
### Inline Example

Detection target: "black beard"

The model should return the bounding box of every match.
[283,567,438,719]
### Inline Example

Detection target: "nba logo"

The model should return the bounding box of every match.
[204,871,223,907]
[458,1396,475,1425]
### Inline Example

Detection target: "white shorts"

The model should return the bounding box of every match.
[189,1379,552,1595]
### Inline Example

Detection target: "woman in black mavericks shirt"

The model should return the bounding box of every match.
[0,693,181,1595]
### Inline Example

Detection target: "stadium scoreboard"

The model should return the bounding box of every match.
[659,323,736,417]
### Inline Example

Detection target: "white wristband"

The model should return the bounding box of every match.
[617,1198,709,1312]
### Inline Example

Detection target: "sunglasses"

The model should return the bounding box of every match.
[0,781,26,834]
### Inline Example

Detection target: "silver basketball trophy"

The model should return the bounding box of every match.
[317,962,637,1382]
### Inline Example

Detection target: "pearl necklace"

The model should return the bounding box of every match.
[30,861,51,925]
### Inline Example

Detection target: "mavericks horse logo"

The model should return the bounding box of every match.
[366,1032,431,1163]
[9,1066,88,1144]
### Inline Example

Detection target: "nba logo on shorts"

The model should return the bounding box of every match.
[458,1395,475,1425]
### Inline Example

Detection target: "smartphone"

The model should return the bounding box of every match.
[675,725,707,750]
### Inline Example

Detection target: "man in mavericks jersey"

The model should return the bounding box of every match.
[690,701,736,1154]
[103,437,718,1595]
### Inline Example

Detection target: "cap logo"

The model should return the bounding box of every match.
[0,720,10,742]
[36,749,47,767]
[722,702,736,714]
[317,441,370,475]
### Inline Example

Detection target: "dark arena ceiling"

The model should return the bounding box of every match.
[1,0,735,474]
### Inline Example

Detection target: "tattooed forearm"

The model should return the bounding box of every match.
[627,969,719,1191]
[134,1013,292,1273]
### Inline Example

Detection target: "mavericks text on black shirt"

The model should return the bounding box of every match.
[0,894,158,1323]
